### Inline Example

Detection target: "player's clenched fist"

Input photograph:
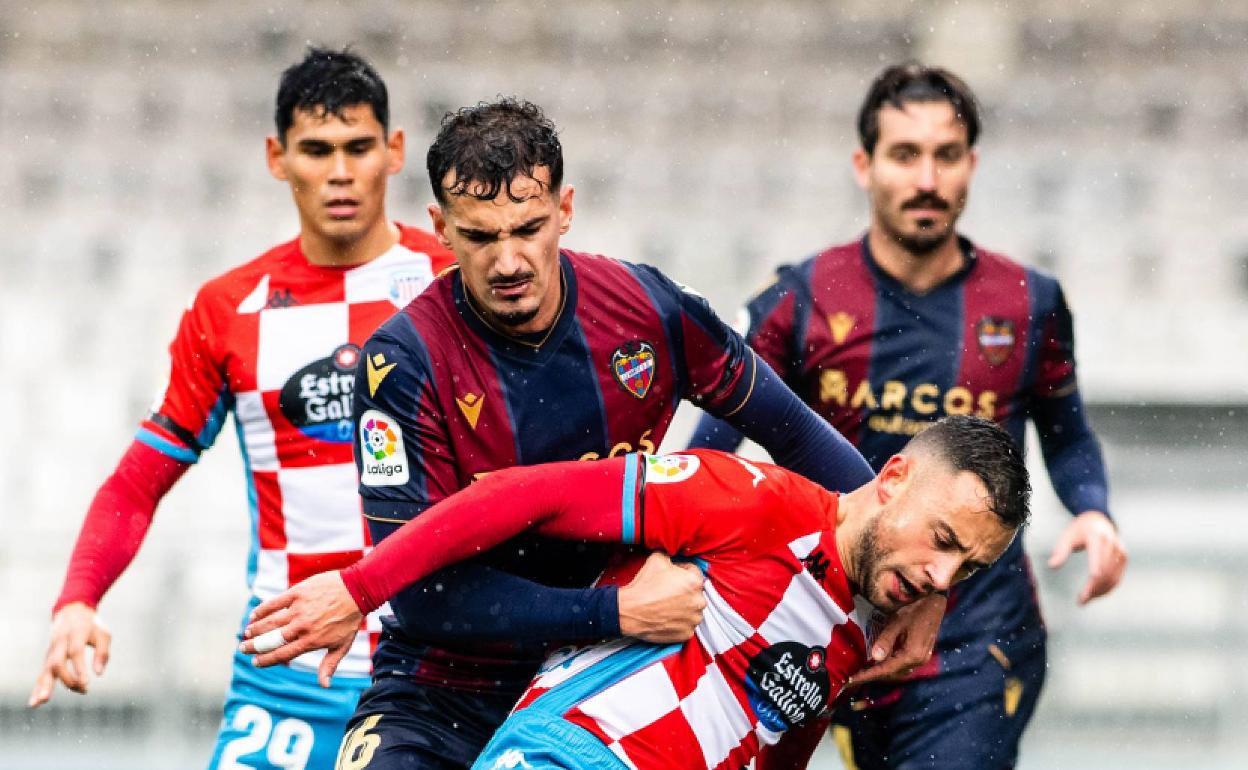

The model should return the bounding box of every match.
[617,552,707,643]
[29,602,112,707]
[240,571,362,688]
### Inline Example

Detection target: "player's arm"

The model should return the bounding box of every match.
[689,266,804,453]
[637,263,872,494]
[1030,283,1126,603]
[348,327,691,650]
[241,454,709,682]
[31,291,228,707]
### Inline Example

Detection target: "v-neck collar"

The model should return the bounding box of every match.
[860,234,978,300]
[452,250,579,364]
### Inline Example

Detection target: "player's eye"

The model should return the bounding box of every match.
[346,140,375,155]
[463,231,494,244]
[302,144,333,157]
[513,226,540,238]
[936,146,964,163]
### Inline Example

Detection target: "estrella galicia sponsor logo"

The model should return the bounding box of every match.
[611,340,657,399]
[278,344,360,442]
[359,409,409,486]
[745,642,831,731]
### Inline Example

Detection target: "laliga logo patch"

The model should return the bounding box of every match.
[644,454,700,484]
[359,409,409,486]
[745,641,832,731]
[611,341,657,400]
[976,317,1016,367]
[278,344,359,443]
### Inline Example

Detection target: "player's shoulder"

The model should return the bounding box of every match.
[776,239,866,295]
[190,235,302,313]
[969,240,1067,309]
[396,223,456,274]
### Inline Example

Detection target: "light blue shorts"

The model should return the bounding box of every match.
[206,649,369,770]
[472,709,627,770]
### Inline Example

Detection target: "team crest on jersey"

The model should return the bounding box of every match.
[389,269,427,309]
[745,641,832,730]
[359,409,409,485]
[611,340,656,399]
[644,453,700,484]
[278,343,359,443]
[976,317,1016,366]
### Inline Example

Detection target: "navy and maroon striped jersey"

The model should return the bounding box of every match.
[353,248,755,687]
[729,235,1105,677]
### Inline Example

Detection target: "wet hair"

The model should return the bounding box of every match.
[904,415,1030,530]
[426,98,564,206]
[857,63,981,154]
[274,47,389,145]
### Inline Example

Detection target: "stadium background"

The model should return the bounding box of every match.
[1,1,1246,768]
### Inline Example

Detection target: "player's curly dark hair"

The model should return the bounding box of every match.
[274,46,389,145]
[426,98,564,206]
[905,415,1031,530]
[857,63,981,155]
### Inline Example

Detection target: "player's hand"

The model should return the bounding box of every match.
[1048,510,1127,605]
[240,571,362,687]
[847,592,945,687]
[618,552,706,643]
[29,602,112,708]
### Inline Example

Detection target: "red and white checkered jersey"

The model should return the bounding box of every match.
[136,224,454,678]
[511,451,883,770]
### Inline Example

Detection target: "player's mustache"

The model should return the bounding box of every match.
[901,193,949,210]
[488,272,536,288]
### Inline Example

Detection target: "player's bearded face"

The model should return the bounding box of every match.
[432,167,574,335]
[855,101,976,256]
[855,463,1014,614]
[267,104,403,250]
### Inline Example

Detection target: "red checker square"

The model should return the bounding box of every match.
[254,470,285,549]
[614,707,703,770]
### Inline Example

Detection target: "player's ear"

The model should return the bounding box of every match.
[385,128,406,176]
[266,135,288,182]
[875,454,909,505]
[851,147,872,191]
[428,203,451,250]
[967,146,978,175]
[557,184,575,234]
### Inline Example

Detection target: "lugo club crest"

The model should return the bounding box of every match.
[611,340,656,399]
[745,642,832,731]
[278,343,359,443]
[976,317,1016,367]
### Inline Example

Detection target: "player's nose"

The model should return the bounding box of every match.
[328,150,353,183]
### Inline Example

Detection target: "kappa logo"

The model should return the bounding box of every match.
[976,317,1016,366]
[366,353,397,397]
[828,312,856,345]
[644,454,700,484]
[611,340,657,399]
[490,750,532,770]
[359,409,409,486]
[456,392,484,429]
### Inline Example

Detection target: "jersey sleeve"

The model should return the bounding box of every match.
[135,288,232,463]
[352,323,460,524]
[742,264,806,384]
[623,450,821,560]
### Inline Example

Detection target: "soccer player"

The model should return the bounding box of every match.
[232,98,943,770]
[28,48,456,770]
[243,415,1029,770]
[690,64,1129,769]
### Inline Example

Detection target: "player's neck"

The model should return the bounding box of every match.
[833,486,870,592]
[300,219,400,268]
[866,227,965,295]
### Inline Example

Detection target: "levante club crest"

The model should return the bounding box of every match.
[976,317,1016,366]
[611,341,657,399]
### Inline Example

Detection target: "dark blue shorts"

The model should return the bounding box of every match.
[832,638,1047,770]
[333,676,519,770]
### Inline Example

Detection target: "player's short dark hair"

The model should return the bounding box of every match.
[906,415,1030,531]
[274,47,389,144]
[857,63,981,155]
[426,98,564,206]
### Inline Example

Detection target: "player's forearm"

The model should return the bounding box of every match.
[1033,390,1111,519]
[54,441,188,613]
[344,458,630,615]
[722,356,874,494]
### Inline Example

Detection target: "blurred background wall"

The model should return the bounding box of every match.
[1,1,1246,768]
